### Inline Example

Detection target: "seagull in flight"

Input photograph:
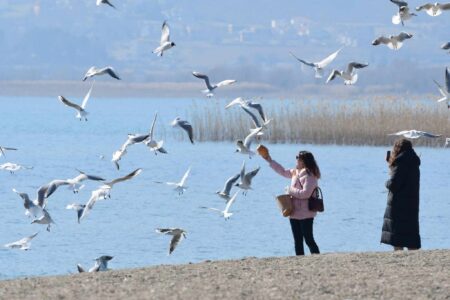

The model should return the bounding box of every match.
[153,21,176,56]
[82,66,120,81]
[145,113,167,155]
[4,232,38,251]
[235,161,260,195]
[372,32,413,50]
[66,169,105,193]
[416,2,450,16]
[12,188,44,218]
[58,81,94,121]
[235,127,263,158]
[216,173,240,201]
[390,0,417,25]
[111,147,127,170]
[441,42,450,52]
[326,62,369,85]
[289,48,341,78]
[202,191,239,220]
[0,162,32,174]
[31,209,55,232]
[96,0,116,9]
[80,168,142,220]
[171,117,194,144]
[78,255,114,273]
[225,97,271,129]
[192,71,236,97]
[0,146,17,158]
[66,203,86,224]
[155,167,191,195]
[433,68,450,108]
[156,228,187,255]
[388,130,442,139]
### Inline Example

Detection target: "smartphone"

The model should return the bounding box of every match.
[386,150,391,162]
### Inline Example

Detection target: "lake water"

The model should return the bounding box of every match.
[0,96,449,280]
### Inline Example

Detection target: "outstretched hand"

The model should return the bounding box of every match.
[256,144,271,161]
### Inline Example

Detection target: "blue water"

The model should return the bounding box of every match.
[0,96,449,280]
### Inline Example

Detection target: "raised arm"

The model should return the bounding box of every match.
[288,173,317,199]
[268,159,293,179]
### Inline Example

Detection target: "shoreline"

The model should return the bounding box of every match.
[1,250,449,299]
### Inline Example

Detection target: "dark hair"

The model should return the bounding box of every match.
[297,151,321,179]
[389,138,413,167]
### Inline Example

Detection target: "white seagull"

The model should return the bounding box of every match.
[216,173,240,201]
[0,146,17,158]
[0,162,32,174]
[202,191,239,220]
[235,127,263,158]
[171,117,194,144]
[58,81,94,121]
[235,161,260,195]
[4,232,38,251]
[145,113,167,155]
[416,2,450,16]
[372,32,413,50]
[390,0,417,25]
[65,169,105,193]
[326,62,369,85]
[96,0,116,9]
[155,167,190,195]
[192,71,236,97]
[433,68,450,108]
[31,209,55,232]
[156,228,187,255]
[388,130,442,139]
[289,48,341,78]
[78,255,114,273]
[82,66,120,81]
[12,188,44,218]
[111,147,127,170]
[225,97,271,129]
[80,168,142,220]
[153,21,176,57]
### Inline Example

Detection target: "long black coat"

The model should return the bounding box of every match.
[381,148,421,249]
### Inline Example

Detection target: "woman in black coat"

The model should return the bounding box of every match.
[381,138,421,250]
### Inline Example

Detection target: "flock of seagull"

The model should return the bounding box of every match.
[2,0,450,274]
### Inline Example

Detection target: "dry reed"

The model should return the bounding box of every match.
[181,97,450,147]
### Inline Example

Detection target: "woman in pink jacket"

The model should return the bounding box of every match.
[263,150,321,256]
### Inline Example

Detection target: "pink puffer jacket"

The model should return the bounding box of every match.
[269,160,318,220]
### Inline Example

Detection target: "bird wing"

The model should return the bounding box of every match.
[347,62,368,74]
[225,97,245,109]
[441,42,450,50]
[416,4,433,11]
[316,48,341,69]
[239,161,246,182]
[80,190,101,220]
[388,130,410,136]
[288,52,315,67]
[160,21,171,44]
[222,173,240,195]
[433,80,447,97]
[372,36,391,46]
[105,168,143,187]
[224,191,239,214]
[243,127,262,148]
[81,81,94,109]
[178,120,194,144]
[390,0,408,7]
[156,228,173,234]
[149,112,158,140]
[446,68,450,92]
[179,167,191,187]
[169,233,184,254]
[441,3,450,10]
[216,79,236,87]
[192,72,213,90]
[326,70,341,83]
[59,96,82,111]
[396,32,413,42]
[75,170,105,182]
[247,101,267,122]
[104,67,121,80]
[241,105,261,128]
[243,166,260,186]
[419,131,442,138]
[12,189,32,207]
[77,264,86,273]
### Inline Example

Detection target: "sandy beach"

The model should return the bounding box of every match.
[1,250,449,299]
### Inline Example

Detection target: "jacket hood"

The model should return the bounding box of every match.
[393,148,421,167]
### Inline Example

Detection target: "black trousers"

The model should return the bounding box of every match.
[289,218,320,256]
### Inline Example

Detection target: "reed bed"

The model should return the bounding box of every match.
[183,97,450,147]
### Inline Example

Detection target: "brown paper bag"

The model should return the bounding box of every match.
[276,194,293,217]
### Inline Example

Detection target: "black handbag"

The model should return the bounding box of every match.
[308,187,324,212]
